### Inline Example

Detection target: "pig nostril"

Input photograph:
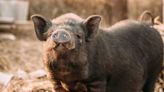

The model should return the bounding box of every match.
[53,33,58,38]
[63,34,68,39]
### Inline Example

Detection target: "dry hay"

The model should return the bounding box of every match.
[4,77,53,92]
[0,31,43,73]
[0,24,51,91]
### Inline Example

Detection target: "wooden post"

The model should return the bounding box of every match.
[111,0,128,24]
[106,0,128,25]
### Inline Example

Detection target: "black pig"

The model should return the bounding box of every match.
[31,13,163,92]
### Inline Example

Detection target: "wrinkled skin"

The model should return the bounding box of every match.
[31,13,163,92]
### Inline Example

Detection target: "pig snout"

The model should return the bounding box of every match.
[52,29,71,44]
[51,29,75,51]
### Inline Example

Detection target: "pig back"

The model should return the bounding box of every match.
[104,20,163,74]
[91,20,163,76]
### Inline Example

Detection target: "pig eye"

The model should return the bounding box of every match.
[76,34,81,39]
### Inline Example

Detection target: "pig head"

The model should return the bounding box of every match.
[31,13,101,92]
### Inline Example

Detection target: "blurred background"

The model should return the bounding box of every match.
[0,0,163,91]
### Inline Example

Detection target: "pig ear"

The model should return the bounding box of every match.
[83,15,101,41]
[31,15,52,41]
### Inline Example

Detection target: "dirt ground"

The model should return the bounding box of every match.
[0,22,163,92]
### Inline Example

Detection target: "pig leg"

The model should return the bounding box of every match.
[46,71,67,92]
[74,82,88,92]
[87,80,106,92]
[51,80,68,92]
[143,74,159,92]
[143,58,163,92]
